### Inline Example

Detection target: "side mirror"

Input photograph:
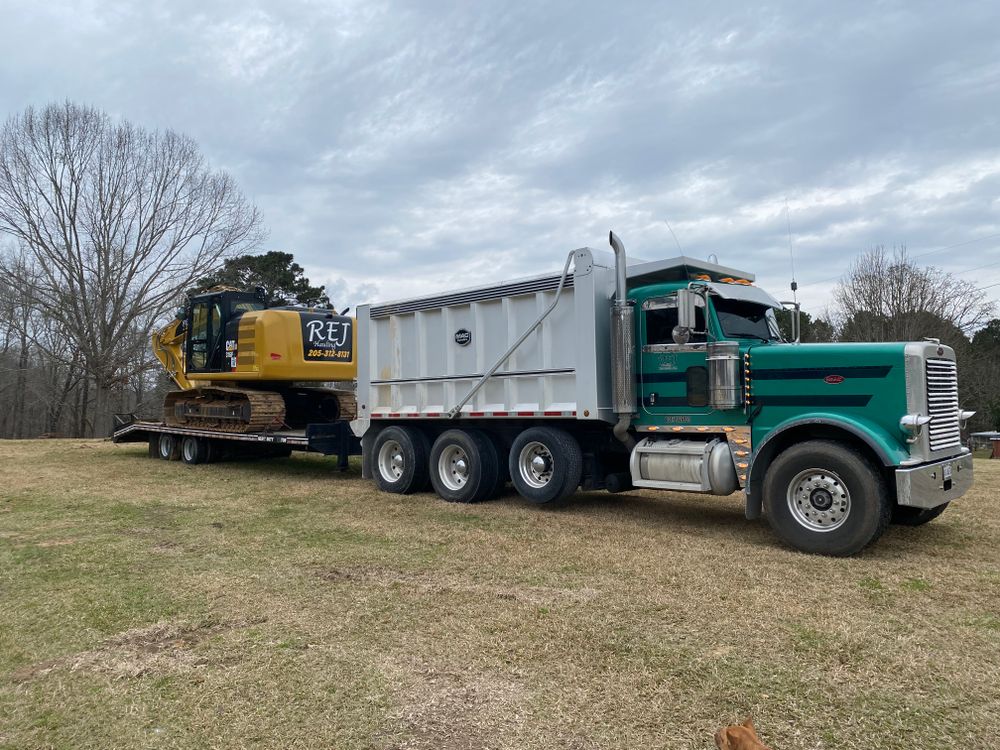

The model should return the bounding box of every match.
[781,301,801,343]
[674,288,700,345]
[676,289,697,329]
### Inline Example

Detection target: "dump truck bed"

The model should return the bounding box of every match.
[351,248,623,436]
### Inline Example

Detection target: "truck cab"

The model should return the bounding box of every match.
[623,255,974,554]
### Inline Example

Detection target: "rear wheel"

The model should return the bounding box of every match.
[181,436,210,465]
[147,434,159,458]
[509,427,583,505]
[763,440,890,556]
[158,434,181,461]
[372,426,430,494]
[892,502,948,526]
[429,429,500,503]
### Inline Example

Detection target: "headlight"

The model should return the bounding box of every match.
[900,414,932,444]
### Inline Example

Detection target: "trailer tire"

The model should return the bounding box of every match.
[373,426,430,494]
[147,434,159,458]
[429,429,501,504]
[763,440,890,556]
[892,502,948,526]
[181,436,210,465]
[509,426,583,505]
[158,433,181,461]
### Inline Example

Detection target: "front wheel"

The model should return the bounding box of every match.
[763,440,890,556]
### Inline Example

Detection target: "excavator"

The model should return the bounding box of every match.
[151,288,357,433]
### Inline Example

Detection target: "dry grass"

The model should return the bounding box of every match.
[0,439,998,749]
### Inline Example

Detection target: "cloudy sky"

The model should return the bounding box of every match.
[2,0,999,315]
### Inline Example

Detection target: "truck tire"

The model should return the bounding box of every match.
[509,426,583,505]
[429,429,500,503]
[372,426,430,494]
[148,434,159,458]
[892,502,948,526]
[181,436,210,465]
[763,440,890,556]
[158,433,181,461]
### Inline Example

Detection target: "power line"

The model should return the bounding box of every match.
[952,257,1000,276]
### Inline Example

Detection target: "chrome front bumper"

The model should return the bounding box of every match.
[895,454,974,509]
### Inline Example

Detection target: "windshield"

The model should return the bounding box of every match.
[713,298,781,341]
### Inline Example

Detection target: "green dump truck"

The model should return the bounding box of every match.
[352,232,975,556]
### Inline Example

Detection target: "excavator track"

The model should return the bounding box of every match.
[163,386,357,433]
[164,387,286,432]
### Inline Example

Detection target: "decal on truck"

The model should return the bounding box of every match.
[300,314,353,362]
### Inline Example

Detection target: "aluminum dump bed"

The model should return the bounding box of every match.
[352,248,618,436]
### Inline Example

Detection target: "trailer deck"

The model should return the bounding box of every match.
[112,414,360,468]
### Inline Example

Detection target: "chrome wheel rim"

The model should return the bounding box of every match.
[518,441,553,489]
[159,436,173,458]
[786,468,851,532]
[438,444,470,491]
[183,439,196,462]
[377,440,404,482]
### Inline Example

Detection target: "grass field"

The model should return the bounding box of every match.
[1,440,998,749]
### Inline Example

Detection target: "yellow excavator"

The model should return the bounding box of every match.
[152,288,357,432]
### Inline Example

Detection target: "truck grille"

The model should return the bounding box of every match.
[925,358,961,452]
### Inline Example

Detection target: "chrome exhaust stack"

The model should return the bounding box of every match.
[609,231,636,450]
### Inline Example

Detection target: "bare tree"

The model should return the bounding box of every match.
[0,102,263,435]
[834,245,995,341]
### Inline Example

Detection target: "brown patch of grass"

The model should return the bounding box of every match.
[10,618,266,682]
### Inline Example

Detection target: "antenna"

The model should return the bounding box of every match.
[785,199,797,304]
[664,220,683,254]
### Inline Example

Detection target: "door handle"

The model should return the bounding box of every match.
[649,392,657,406]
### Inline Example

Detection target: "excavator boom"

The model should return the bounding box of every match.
[152,318,193,390]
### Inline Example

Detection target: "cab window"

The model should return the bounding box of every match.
[644,296,706,345]
[713,298,780,341]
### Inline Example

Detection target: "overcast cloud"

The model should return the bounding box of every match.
[2,0,998,316]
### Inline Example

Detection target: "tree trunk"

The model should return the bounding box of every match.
[91,380,113,438]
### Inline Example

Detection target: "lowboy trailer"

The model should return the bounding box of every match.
[112,415,359,468]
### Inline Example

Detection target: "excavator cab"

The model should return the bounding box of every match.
[185,290,266,374]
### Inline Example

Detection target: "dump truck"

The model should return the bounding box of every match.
[348,233,974,555]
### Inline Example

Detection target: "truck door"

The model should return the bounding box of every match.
[639,294,712,418]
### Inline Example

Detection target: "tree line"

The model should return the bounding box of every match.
[0,102,262,437]
[777,245,999,432]
[1,101,997,438]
